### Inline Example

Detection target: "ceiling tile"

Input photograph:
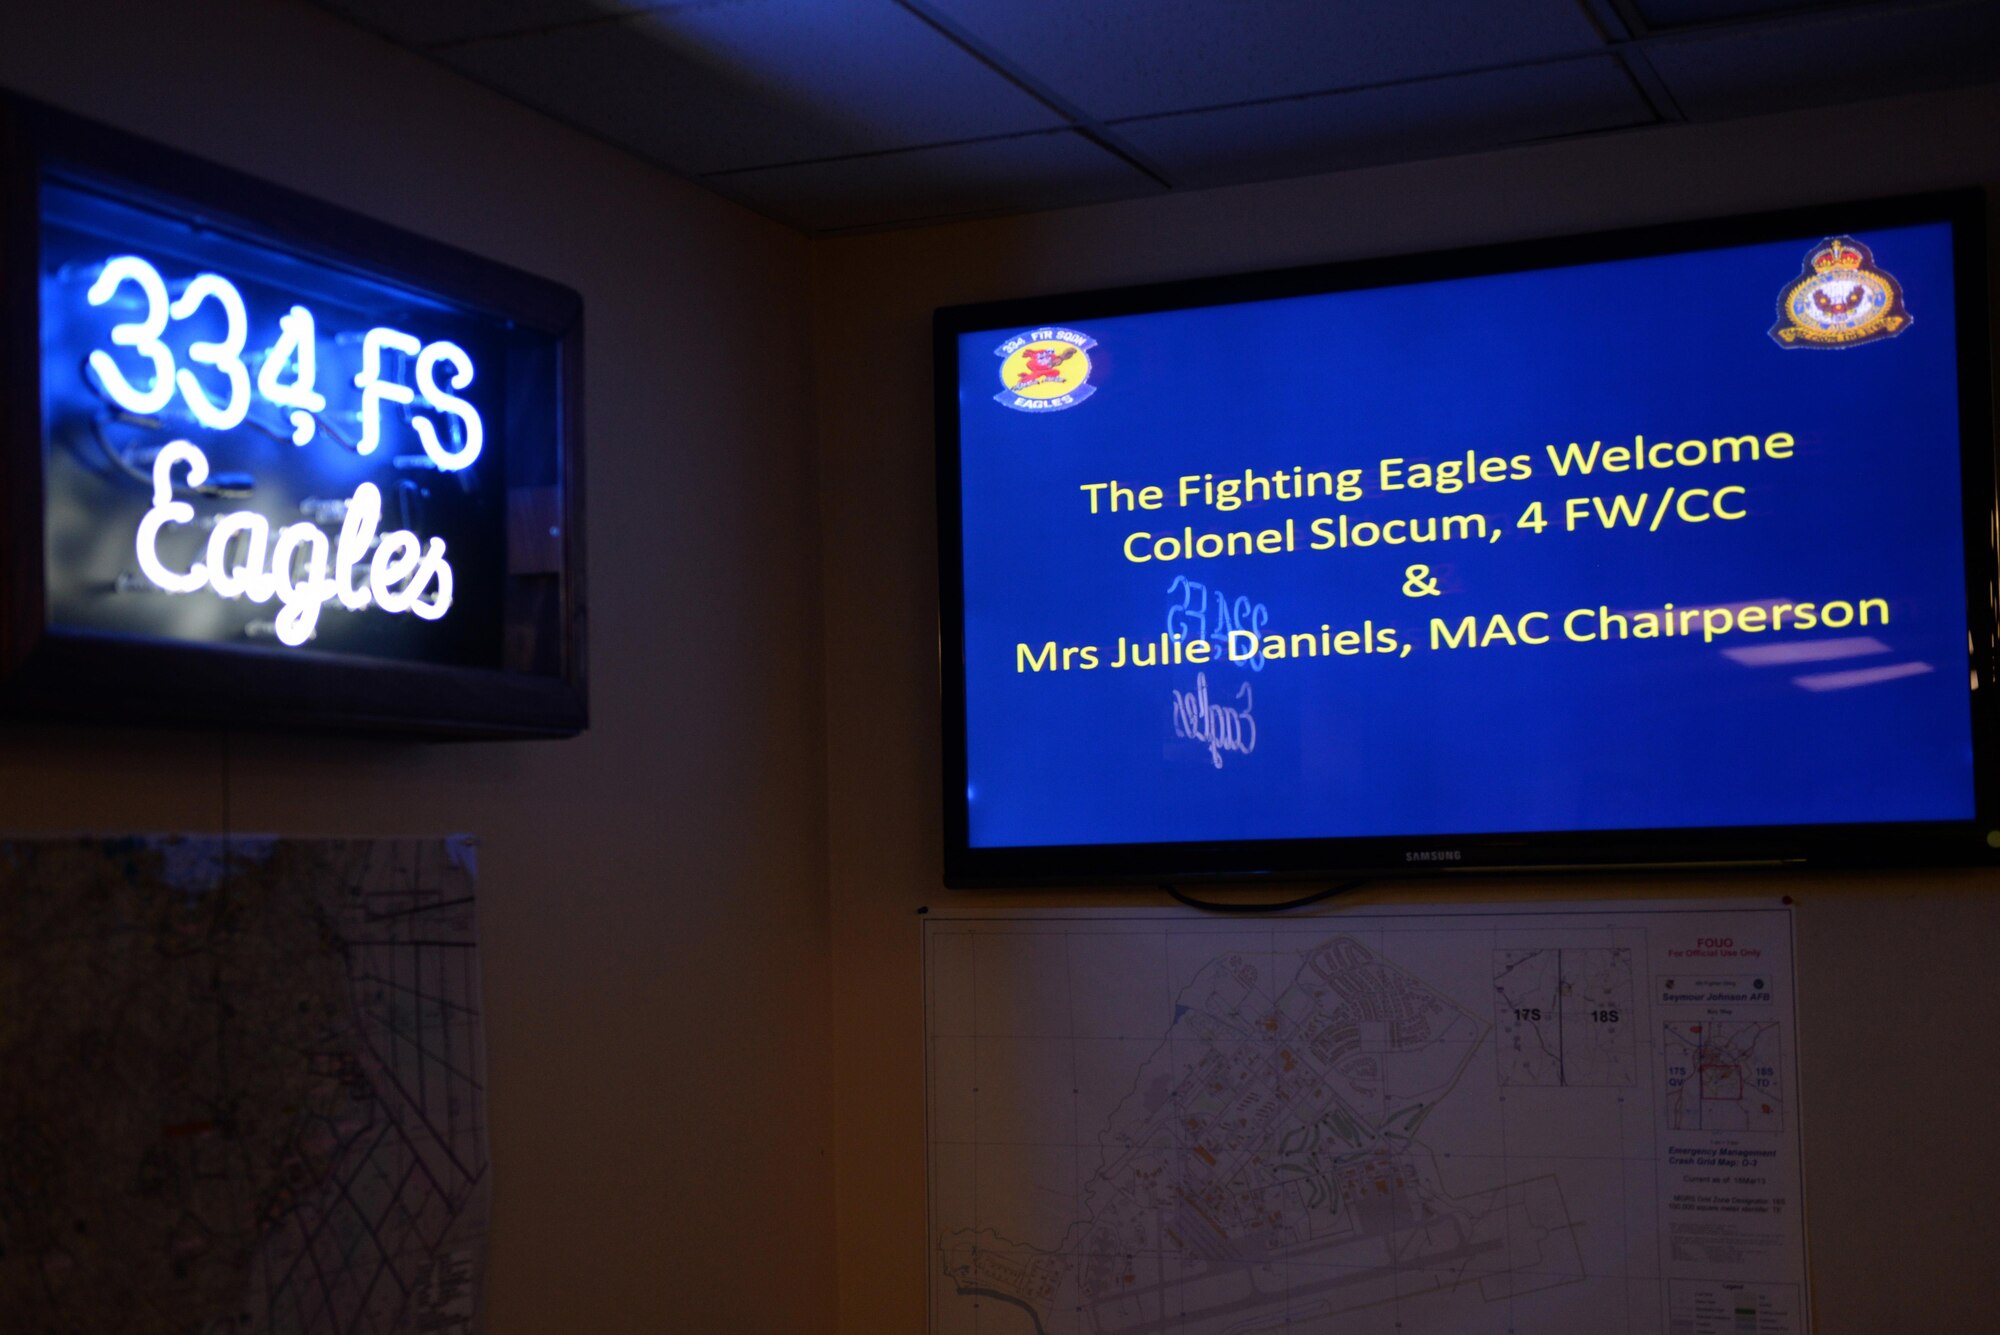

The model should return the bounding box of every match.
[1646,1,2000,119]
[1631,0,1871,31]
[704,130,1163,232]
[1114,57,1654,190]
[438,0,1065,175]
[917,0,1605,121]
[313,0,646,47]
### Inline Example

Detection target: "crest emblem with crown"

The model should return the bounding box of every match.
[1770,235,1910,348]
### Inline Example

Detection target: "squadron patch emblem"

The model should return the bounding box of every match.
[995,328,1097,411]
[1770,236,1910,349]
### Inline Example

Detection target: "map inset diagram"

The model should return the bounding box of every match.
[1492,948,1637,1087]
[937,934,1584,1334]
[0,837,489,1334]
[1663,1021,1784,1132]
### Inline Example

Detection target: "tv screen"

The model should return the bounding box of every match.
[936,192,1996,884]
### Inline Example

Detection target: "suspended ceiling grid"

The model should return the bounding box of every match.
[312,0,2000,233]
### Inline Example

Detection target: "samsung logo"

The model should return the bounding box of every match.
[1405,850,1462,862]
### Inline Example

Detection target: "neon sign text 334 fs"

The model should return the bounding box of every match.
[73,251,480,647]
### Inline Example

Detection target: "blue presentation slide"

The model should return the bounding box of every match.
[954,222,1972,849]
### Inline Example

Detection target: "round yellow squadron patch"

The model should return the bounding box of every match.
[993,328,1098,411]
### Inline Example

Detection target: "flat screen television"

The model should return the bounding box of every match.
[936,191,1996,885]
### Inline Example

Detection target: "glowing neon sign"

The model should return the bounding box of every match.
[69,251,481,646]
[5,92,583,735]
[37,175,527,666]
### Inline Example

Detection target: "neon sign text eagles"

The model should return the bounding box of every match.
[137,443,451,647]
[74,252,479,647]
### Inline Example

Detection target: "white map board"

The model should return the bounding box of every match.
[925,901,1805,1335]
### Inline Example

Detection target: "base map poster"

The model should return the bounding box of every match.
[926,902,1804,1335]
[0,836,489,1334]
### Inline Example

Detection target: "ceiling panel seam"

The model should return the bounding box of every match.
[1617,0,1985,49]
[696,128,1080,180]
[1576,0,1684,122]
[425,3,676,51]
[888,0,1176,187]
[1097,51,1634,128]
[1614,49,1687,122]
[1597,0,1653,40]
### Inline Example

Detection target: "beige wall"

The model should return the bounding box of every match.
[0,2,833,1332]
[814,85,2000,1333]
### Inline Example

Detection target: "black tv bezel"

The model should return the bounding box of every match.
[935,189,1997,887]
[0,94,587,739]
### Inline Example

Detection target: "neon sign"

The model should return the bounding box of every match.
[70,252,478,646]
[4,93,585,735]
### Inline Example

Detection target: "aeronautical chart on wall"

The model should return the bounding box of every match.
[0,836,490,1335]
[926,902,1804,1335]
